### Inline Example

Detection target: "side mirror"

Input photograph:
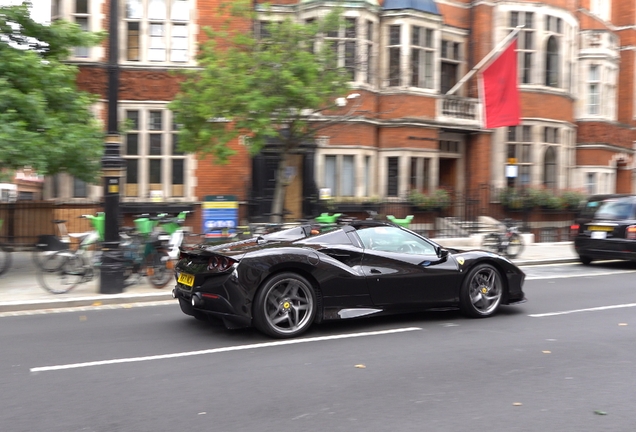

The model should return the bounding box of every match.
[438,248,449,260]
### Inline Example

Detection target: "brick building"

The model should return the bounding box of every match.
[48,0,635,228]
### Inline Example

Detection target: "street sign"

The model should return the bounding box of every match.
[202,195,238,239]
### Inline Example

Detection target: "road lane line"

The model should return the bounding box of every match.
[529,303,636,318]
[526,270,636,281]
[30,327,422,373]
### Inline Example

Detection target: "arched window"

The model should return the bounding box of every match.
[545,36,559,87]
[543,146,557,189]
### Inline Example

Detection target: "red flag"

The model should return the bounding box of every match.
[480,39,520,129]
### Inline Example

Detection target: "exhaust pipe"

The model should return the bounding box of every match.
[191,293,203,307]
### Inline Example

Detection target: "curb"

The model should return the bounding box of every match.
[0,291,173,313]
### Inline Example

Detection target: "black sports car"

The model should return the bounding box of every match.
[572,194,636,264]
[173,221,526,338]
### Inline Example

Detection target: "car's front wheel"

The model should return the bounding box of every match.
[253,272,317,338]
[459,263,503,318]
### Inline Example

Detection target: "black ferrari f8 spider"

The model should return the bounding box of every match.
[173,221,526,338]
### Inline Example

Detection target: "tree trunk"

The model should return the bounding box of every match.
[270,154,291,223]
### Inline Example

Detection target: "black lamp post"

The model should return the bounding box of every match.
[100,0,126,294]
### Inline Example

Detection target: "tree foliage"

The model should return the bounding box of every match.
[170,0,353,161]
[0,1,106,182]
[170,0,355,220]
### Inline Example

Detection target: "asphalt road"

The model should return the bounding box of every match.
[1,262,635,432]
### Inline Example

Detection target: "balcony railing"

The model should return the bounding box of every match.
[437,95,481,128]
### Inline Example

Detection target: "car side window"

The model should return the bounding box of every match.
[356,226,436,255]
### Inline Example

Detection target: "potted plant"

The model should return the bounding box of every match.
[559,189,587,211]
[500,187,532,210]
[534,188,563,210]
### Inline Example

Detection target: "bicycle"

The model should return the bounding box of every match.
[0,218,12,276]
[36,213,173,294]
[36,215,102,294]
[32,219,72,270]
[481,219,525,259]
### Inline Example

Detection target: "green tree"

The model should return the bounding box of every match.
[170,0,357,222]
[0,1,105,183]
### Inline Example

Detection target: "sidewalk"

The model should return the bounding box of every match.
[0,241,579,313]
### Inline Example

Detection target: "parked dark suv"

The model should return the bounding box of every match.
[571,194,636,265]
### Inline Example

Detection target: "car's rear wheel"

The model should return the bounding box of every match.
[253,272,317,338]
[459,263,503,318]
[579,255,593,265]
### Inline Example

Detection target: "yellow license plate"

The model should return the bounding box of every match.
[589,226,613,232]
[178,273,195,287]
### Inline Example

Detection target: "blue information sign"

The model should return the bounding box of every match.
[202,195,238,239]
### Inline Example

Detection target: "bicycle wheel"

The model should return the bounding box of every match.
[481,233,501,253]
[37,251,87,294]
[145,250,172,288]
[0,247,12,276]
[33,249,70,271]
[505,233,524,259]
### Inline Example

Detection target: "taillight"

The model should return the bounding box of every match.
[207,255,236,271]
[626,225,636,240]
[570,224,580,239]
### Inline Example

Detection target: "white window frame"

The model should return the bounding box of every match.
[121,105,193,201]
[122,0,194,65]
[507,125,533,187]
[588,64,600,115]
[72,0,90,58]
[410,26,435,89]
[317,150,377,199]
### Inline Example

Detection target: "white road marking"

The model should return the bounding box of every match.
[525,270,636,281]
[30,327,422,373]
[529,303,636,318]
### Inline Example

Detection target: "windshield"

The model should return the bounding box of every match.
[356,226,437,255]
[594,198,636,220]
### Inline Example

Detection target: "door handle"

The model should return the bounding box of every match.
[370,268,382,274]
[326,252,350,258]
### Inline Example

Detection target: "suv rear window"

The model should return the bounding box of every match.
[594,198,636,220]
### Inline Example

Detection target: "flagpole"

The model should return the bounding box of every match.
[446,25,524,96]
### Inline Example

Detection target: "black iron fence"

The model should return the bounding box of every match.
[1,187,580,248]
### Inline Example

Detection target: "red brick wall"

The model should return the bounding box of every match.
[378,128,438,150]
[521,93,574,123]
[578,122,635,149]
[466,133,492,187]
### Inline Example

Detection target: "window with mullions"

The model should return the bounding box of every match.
[364,20,374,84]
[73,0,89,58]
[411,26,434,89]
[507,125,532,187]
[543,146,557,190]
[410,157,430,194]
[323,17,358,82]
[510,11,534,84]
[125,0,190,63]
[387,157,399,197]
[545,36,559,87]
[322,155,355,197]
[388,25,401,87]
[440,40,460,94]
[588,65,600,115]
[123,108,188,198]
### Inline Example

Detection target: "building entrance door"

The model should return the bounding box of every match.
[438,158,457,192]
